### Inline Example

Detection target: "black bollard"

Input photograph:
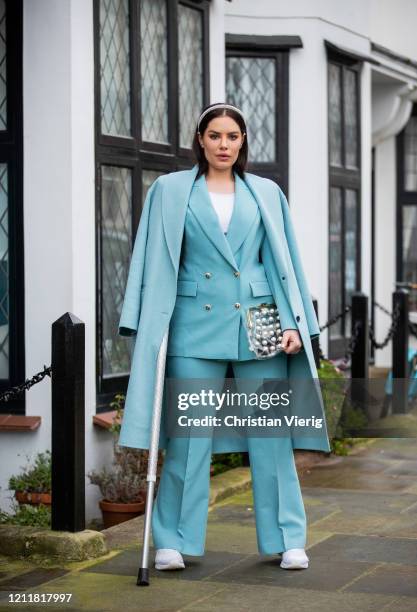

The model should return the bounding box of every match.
[350,293,369,417]
[392,290,409,414]
[312,297,320,369]
[351,293,369,378]
[51,312,85,532]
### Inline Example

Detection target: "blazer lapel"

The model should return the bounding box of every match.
[225,173,259,255]
[188,173,238,270]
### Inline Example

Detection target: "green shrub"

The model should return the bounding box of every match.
[8,450,52,494]
[0,503,51,527]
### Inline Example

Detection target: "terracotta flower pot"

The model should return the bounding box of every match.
[99,496,145,528]
[15,491,52,506]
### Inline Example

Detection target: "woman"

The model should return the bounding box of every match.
[117,102,331,572]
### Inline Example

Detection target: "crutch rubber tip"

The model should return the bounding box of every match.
[137,568,150,586]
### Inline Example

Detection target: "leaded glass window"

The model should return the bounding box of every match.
[329,187,342,338]
[100,0,131,136]
[0,0,6,131]
[142,169,163,203]
[94,0,209,404]
[345,189,358,331]
[178,4,203,149]
[402,205,417,312]
[329,63,342,167]
[226,56,276,163]
[344,69,358,169]
[140,0,168,143]
[101,165,132,377]
[1,1,23,413]
[328,61,359,169]
[404,116,417,192]
[0,163,8,378]
[327,51,361,358]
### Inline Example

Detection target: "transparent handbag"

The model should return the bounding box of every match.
[245,302,284,359]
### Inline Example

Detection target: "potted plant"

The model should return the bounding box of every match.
[88,394,164,528]
[8,450,52,506]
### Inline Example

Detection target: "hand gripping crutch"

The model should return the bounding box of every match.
[137,327,169,586]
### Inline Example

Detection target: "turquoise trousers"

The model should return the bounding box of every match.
[151,354,307,556]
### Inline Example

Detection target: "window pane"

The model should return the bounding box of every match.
[140,0,168,144]
[344,69,358,169]
[404,116,417,191]
[329,186,343,338]
[0,163,8,378]
[345,189,358,332]
[402,205,417,312]
[226,56,276,163]
[0,1,6,131]
[100,0,131,136]
[329,63,342,167]
[101,165,132,377]
[142,169,164,204]
[178,4,203,149]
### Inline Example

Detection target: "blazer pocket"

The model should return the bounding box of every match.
[250,280,273,297]
[177,280,198,297]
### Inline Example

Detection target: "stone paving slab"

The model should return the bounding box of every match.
[308,533,417,565]
[299,467,412,491]
[344,563,417,598]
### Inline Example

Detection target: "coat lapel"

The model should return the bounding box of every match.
[244,172,290,283]
[188,173,238,270]
[161,165,198,275]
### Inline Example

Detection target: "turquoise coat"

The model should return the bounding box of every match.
[118,165,331,453]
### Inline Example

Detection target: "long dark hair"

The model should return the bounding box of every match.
[192,103,248,180]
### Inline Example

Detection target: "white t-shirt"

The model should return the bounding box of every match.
[208,191,235,234]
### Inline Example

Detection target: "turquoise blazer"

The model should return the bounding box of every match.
[167,171,297,360]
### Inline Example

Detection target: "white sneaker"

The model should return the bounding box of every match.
[155,548,185,570]
[280,548,309,569]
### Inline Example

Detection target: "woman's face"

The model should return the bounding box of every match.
[198,115,245,172]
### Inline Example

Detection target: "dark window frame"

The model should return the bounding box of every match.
[93,0,210,411]
[225,34,301,194]
[0,1,24,415]
[326,45,362,360]
[396,103,417,305]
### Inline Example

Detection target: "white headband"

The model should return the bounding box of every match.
[197,103,246,132]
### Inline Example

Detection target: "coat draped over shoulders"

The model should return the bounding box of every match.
[117,165,331,454]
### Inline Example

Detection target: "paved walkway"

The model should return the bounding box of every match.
[1,437,417,611]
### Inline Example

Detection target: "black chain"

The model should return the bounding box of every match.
[319,305,351,332]
[318,296,416,364]
[0,365,52,403]
[369,301,402,349]
[373,299,417,340]
[345,319,362,360]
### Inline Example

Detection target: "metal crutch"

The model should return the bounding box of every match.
[137,327,169,586]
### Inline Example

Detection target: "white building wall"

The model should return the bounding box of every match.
[1,0,417,520]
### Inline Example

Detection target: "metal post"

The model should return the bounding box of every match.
[392,290,409,414]
[351,293,369,378]
[51,312,85,532]
[312,297,320,369]
[350,293,369,417]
